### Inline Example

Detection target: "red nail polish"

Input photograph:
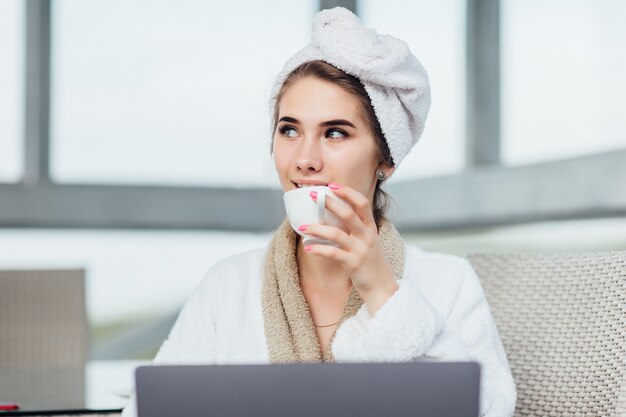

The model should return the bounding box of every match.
[309,190,317,201]
[328,182,341,190]
[304,245,313,252]
[298,224,308,232]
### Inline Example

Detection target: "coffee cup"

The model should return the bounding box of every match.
[283,185,343,246]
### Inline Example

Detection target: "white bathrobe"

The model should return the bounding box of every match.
[122,245,517,417]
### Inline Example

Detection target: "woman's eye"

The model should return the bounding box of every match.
[326,128,347,139]
[279,125,298,138]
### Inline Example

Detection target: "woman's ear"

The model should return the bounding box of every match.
[377,162,395,180]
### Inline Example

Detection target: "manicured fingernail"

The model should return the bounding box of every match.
[328,182,341,190]
[298,224,308,232]
[309,191,317,201]
[304,245,313,252]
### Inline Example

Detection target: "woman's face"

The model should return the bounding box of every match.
[272,77,393,204]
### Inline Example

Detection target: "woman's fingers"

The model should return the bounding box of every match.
[326,183,376,229]
[309,183,376,236]
[299,223,353,250]
[316,192,367,236]
[303,240,357,270]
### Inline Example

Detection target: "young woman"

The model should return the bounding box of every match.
[123,7,516,417]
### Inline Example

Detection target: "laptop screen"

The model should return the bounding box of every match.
[136,362,480,417]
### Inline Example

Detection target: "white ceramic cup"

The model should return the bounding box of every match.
[283,185,343,246]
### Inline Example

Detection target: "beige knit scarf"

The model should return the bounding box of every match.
[262,218,406,363]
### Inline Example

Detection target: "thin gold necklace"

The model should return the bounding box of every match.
[314,319,342,328]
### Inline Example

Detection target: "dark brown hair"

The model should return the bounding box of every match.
[271,60,394,227]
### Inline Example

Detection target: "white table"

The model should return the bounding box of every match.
[0,360,148,416]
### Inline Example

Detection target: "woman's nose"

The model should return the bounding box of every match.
[296,156,322,173]
[295,140,322,173]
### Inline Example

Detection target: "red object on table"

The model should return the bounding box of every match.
[0,402,20,410]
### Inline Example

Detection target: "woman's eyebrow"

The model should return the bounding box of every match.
[320,119,356,128]
[278,116,300,124]
[278,116,356,128]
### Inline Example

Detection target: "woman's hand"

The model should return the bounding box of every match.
[299,182,399,316]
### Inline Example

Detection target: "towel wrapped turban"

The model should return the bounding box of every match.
[269,7,431,167]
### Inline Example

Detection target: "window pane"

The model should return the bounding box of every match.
[359,0,465,181]
[502,0,626,165]
[50,0,317,186]
[0,229,270,324]
[0,0,25,182]
[403,217,626,255]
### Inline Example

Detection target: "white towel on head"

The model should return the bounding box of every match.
[269,6,431,167]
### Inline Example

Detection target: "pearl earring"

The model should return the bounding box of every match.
[376,169,386,181]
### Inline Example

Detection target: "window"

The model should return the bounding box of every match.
[0,229,270,324]
[502,0,626,165]
[404,217,626,255]
[359,0,466,181]
[0,0,25,183]
[50,0,317,187]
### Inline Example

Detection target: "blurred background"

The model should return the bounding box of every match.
[1,0,625,362]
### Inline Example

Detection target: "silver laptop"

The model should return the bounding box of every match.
[136,362,480,417]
